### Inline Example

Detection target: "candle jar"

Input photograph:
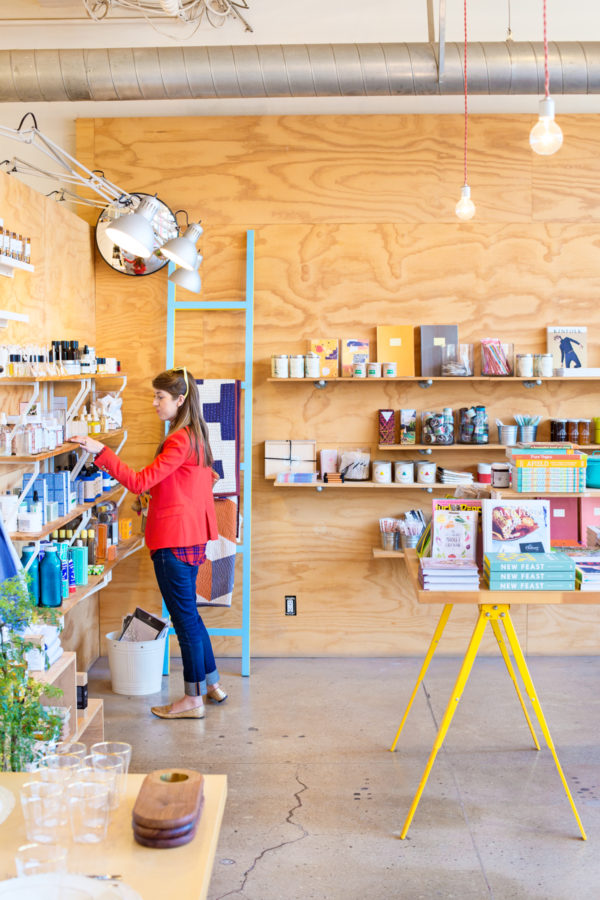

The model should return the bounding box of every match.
[516,354,534,378]
[553,419,568,442]
[579,419,591,444]
[271,354,289,378]
[289,355,305,378]
[567,419,579,443]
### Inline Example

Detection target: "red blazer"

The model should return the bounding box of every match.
[95,428,218,551]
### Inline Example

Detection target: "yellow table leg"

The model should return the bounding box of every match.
[399,607,489,839]
[489,618,540,751]
[390,604,453,752]
[500,610,587,841]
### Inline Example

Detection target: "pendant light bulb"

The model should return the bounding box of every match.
[455,185,475,221]
[530,97,563,156]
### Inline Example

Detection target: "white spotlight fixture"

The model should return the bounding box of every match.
[529,0,563,156]
[104,195,160,258]
[160,223,203,271]
[169,263,202,294]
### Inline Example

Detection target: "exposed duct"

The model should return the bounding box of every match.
[0,42,599,103]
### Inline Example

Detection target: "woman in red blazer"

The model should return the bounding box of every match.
[74,367,226,720]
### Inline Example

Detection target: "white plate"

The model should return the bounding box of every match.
[0,785,15,826]
[0,873,142,900]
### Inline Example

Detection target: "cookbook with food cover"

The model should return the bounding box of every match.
[482,499,551,554]
[431,509,478,560]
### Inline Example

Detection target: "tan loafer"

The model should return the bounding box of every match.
[206,686,228,704]
[151,703,205,719]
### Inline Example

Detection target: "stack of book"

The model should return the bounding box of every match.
[574,559,600,591]
[507,447,586,493]
[436,466,474,485]
[419,557,480,591]
[483,551,576,591]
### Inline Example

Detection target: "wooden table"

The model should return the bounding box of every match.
[0,772,227,899]
[393,550,589,841]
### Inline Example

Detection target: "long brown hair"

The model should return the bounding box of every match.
[152,368,214,467]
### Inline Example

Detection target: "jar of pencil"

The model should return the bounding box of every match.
[480,339,514,377]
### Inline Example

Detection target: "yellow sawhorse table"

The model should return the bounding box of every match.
[393,550,588,842]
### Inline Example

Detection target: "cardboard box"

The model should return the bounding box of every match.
[418,325,459,376]
[376,326,415,375]
[309,339,339,378]
[340,338,369,377]
[265,440,317,477]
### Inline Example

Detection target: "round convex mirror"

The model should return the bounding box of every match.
[95,192,179,277]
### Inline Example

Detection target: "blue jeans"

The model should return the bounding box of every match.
[152,548,219,697]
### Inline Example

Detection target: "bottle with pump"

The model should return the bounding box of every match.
[39,545,62,608]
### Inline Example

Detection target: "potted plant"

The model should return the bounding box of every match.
[0,574,63,771]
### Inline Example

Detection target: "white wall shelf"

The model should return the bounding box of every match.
[0,258,34,280]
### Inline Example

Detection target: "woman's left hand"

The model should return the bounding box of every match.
[71,435,105,456]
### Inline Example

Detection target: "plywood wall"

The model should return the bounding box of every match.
[78,114,600,658]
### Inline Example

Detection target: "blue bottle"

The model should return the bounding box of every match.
[20,544,40,605]
[39,545,62,608]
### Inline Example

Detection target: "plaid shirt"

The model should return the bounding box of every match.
[150,545,207,565]
[171,544,207,566]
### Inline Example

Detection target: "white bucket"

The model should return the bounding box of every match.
[106,631,166,696]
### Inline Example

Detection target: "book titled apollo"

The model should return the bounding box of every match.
[482,499,551,555]
[546,326,587,371]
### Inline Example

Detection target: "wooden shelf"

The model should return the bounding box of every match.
[10,484,125,541]
[372,547,405,558]
[32,650,76,687]
[6,430,124,463]
[272,479,457,490]
[378,443,507,451]
[267,375,600,384]
[33,651,78,740]
[404,548,600,605]
[40,534,145,617]
[75,698,104,746]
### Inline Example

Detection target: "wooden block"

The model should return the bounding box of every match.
[133,810,202,849]
[132,769,204,830]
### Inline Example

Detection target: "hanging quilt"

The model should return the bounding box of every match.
[196,379,241,498]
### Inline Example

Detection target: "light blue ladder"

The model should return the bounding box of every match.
[161,229,254,677]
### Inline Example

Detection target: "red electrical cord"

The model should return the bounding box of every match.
[463,0,468,186]
[543,0,550,98]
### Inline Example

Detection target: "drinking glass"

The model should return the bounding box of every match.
[55,741,87,759]
[78,755,122,810]
[90,741,131,800]
[14,842,68,877]
[36,754,82,785]
[19,782,63,843]
[66,781,110,844]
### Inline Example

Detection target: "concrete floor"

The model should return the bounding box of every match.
[89,655,600,900]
